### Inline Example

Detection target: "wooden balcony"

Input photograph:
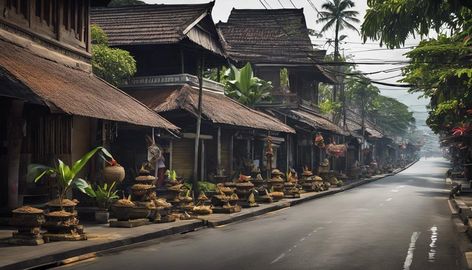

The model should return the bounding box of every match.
[121,73,225,92]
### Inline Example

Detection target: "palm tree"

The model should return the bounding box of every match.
[316,0,359,61]
[316,0,359,126]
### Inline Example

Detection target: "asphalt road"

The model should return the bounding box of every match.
[63,158,464,270]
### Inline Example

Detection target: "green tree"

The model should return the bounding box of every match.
[362,0,472,48]
[369,95,415,137]
[316,0,360,60]
[91,24,137,86]
[108,0,145,7]
[401,28,472,134]
[224,63,272,107]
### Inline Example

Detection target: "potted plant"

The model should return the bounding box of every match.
[28,146,113,208]
[88,182,119,223]
[28,146,113,240]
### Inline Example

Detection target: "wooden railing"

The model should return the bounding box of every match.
[122,74,225,92]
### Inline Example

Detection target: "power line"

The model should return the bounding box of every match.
[263,0,273,8]
[258,0,268,8]
[277,0,285,8]
[289,0,298,8]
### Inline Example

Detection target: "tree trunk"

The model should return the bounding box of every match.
[7,100,24,209]
[193,56,204,195]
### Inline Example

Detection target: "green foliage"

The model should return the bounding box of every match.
[184,181,216,192]
[108,0,145,7]
[91,24,108,45]
[28,147,113,205]
[362,0,472,48]
[401,22,472,133]
[165,169,178,181]
[204,66,229,86]
[319,99,341,114]
[280,68,289,89]
[224,63,272,106]
[345,75,380,114]
[88,182,119,209]
[369,95,415,136]
[317,0,360,58]
[91,24,137,86]
[344,73,415,137]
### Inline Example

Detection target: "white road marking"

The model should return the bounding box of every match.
[391,189,400,193]
[271,226,324,264]
[428,226,438,262]
[271,253,286,264]
[386,198,393,202]
[403,232,421,270]
[397,185,405,188]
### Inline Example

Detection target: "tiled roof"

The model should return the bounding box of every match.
[217,9,326,64]
[91,3,224,55]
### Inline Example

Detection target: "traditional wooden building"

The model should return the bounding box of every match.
[0,0,178,211]
[217,8,347,173]
[91,3,295,182]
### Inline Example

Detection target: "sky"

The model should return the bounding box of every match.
[144,0,434,139]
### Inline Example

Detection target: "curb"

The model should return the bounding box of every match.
[1,221,203,270]
[1,160,417,269]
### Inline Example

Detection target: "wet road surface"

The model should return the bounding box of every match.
[62,158,464,270]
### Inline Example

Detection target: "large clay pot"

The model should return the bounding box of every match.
[103,165,125,184]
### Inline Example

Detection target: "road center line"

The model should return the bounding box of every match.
[271,253,286,264]
[386,198,393,202]
[403,232,421,270]
[270,226,324,264]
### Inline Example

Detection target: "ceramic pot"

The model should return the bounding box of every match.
[103,165,125,184]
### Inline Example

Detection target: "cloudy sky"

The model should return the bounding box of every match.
[144,0,430,128]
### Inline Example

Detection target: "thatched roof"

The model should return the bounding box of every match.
[129,84,295,133]
[91,3,224,56]
[0,39,178,130]
[286,109,347,135]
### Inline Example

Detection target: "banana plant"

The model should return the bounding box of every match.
[224,63,272,107]
[28,146,113,208]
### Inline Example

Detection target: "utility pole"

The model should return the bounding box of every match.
[193,55,204,195]
[360,92,366,165]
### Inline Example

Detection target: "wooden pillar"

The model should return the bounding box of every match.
[180,49,185,74]
[217,127,221,170]
[229,134,234,174]
[286,133,290,173]
[310,133,314,171]
[200,139,205,181]
[169,140,173,171]
[192,55,204,193]
[7,100,24,209]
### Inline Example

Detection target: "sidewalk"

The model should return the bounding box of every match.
[0,165,413,270]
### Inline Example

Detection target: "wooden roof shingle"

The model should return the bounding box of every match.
[217,8,325,64]
[90,3,224,56]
